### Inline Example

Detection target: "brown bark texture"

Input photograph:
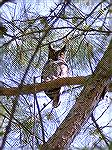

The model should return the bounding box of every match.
[0,76,86,96]
[0,39,112,150]
[40,38,112,150]
[0,76,112,96]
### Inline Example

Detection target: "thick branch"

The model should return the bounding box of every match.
[40,38,112,150]
[0,76,112,97]
[0,76,86,96]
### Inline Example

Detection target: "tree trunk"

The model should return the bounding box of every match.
[41,38,112,150]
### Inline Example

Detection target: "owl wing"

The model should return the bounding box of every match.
[41,59,61,82]
[57,61,68,78]
[41,60,68,107]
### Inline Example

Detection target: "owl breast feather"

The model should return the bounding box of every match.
[41,59,62,82]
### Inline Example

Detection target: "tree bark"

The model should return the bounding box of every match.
[40,38,112,150]
[0,39,112,149]
[0,75,112,96]
[0,76,86,96]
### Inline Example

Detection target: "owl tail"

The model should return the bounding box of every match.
[45,89,60,108]
[52,94,60,108]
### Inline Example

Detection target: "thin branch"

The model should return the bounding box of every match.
[91,113,109,147]
[0,101,43,142]
[0,96,19,150]
[0,3,68,149]
[40,38,112,149]
[0,0,15,7]
[33,77,45,144]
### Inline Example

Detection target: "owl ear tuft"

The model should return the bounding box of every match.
[61,45,66,52]
[48,44,54,51]
[48,44,56,60]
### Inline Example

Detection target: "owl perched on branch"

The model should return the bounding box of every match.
[41,44,68,108]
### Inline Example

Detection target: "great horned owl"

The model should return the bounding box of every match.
[41,44,68,107]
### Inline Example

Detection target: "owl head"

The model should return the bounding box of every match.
[48,44,66,61]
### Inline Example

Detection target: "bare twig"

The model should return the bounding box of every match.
[91,113,109,147]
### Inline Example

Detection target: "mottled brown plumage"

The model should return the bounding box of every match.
[41,44,68,107]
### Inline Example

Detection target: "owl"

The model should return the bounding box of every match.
[41,44,68,107]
